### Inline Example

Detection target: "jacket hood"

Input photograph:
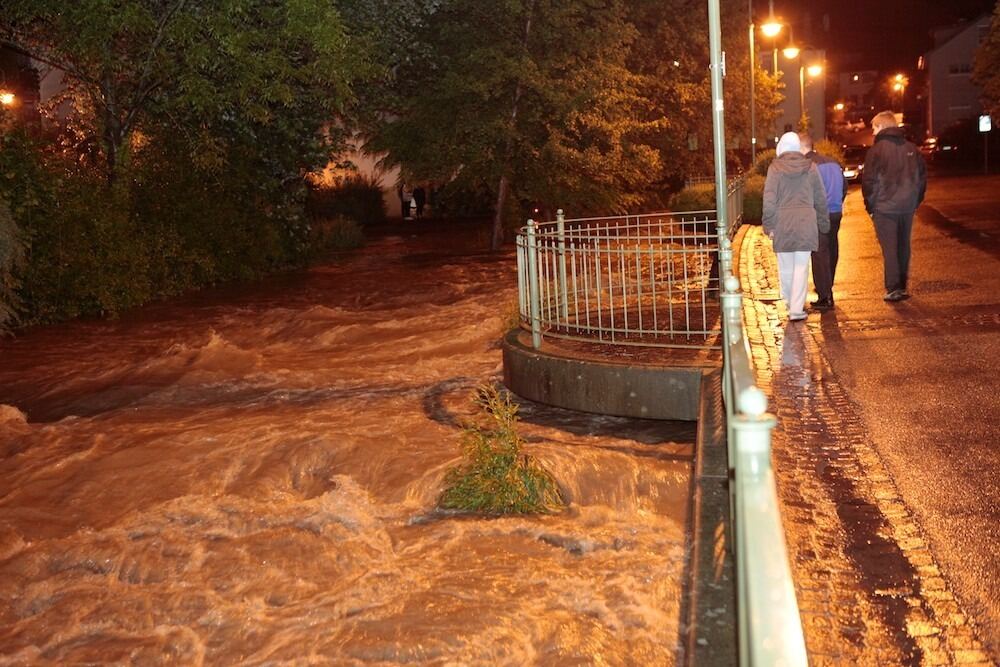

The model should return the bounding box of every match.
[875,126,907,145]
[770,151,813,176]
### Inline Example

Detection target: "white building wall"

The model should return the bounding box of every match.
[925,16,991,136]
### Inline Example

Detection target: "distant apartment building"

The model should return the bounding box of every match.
[837,70,878,120]
[920,14,992,137]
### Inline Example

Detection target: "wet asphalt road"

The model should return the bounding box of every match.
[813,172,1000,659]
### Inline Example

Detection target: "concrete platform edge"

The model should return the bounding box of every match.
[501,329,706,421]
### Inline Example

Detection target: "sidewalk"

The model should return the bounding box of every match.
[736,199,995,665]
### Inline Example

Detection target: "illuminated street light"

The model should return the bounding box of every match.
[0,92,14,106]
[834,102,845,111]
[761,21,782,38]
[782,45,800,59]
[807,64,823,78]
[753,0,785,156]
[890,73,908,111]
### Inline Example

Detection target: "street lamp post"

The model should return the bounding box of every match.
[749,0,756,164]
[757,1,783,151]
[798,63,823,128]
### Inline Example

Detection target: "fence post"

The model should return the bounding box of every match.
[720,274,741,460]
[556,209,569,324]
[526,219,542,349]
[719,236,733,281]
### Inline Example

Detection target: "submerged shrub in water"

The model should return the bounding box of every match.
[438,384,564,515]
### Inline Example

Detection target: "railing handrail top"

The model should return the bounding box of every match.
[521,210,720,234]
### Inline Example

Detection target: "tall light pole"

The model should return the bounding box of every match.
[709,0,728,243]
[799,63,823,129]
[758,2,783,150]
[749,0,756,165]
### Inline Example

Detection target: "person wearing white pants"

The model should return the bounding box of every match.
[763,132,830,322]
[777,251,812,320]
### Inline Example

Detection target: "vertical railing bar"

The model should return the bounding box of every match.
[607,237,615,343]
[557,210,569,325]
[584,240,592,332]
[594,236,604,340]
[540,237,550,326]
[620,246,628,335]
[668,218,675,334]
[569,239,580,333]
[526,220,541,349]
[636,241,643,336]
[651,219,658,334]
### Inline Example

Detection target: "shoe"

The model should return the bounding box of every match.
[884,289,910,302]
[810,298,834,310]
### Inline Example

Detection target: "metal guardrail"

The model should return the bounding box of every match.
[717,193,808,666]
[515,210,723,349]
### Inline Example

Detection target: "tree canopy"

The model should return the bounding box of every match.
[360,0,781,247]
[1,0,361,184]
[973,2,1000,121]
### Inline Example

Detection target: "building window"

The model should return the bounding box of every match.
[948,63,972,75]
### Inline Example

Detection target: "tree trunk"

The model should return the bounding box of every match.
[489,0,536,252]
[491,175,511,251]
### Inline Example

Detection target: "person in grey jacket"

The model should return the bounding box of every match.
[862,111,927,302]
[763,132,831,321]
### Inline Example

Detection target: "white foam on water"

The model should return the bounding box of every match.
[0,237,693,664]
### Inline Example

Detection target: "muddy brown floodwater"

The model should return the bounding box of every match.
[0,229,696,665]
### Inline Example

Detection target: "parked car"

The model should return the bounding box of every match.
[841,144,869,183]
[919,136,939,160]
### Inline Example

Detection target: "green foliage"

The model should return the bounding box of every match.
[667,174,764,223]
[306,174,387,225]
[0,195,25,334]
[669,184,716,212]
[753,149,777,176]
[0,1,370,326]
[742,174,765,222]
[438,384,565,516]
[368,1,662,226]
[3,0,361,185]
[973,3,1000,120]
[815,139,845,165]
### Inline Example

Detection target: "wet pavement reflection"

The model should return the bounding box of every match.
[739,225,994,666]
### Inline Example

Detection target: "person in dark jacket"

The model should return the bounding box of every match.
[763,132,831,321]
[799,133,847,310]
[862,111,927,302]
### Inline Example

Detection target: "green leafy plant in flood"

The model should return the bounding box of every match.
[438,384,564,515]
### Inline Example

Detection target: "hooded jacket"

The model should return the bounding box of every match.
[862,127,927,215]
[763,152,830,252]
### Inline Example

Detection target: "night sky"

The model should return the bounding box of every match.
[765,0,997,71]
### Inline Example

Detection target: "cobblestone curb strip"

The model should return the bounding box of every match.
[738,225,994,666]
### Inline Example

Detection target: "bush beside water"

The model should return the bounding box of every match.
[0,126,368,329]
[438,384,565,516]
[668,175,765,224]
[306,174,387,225]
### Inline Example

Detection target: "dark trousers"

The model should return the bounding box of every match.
[871,211,914,292]
[811,212,842,301]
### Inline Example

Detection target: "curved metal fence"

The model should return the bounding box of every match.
[515,182,743,349]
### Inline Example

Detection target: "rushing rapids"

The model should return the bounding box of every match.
[0,227,694,665]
